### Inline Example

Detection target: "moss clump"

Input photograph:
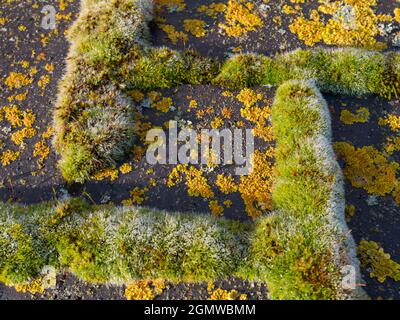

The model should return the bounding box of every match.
[213,48,399,98]
[242,80,360,300]
[358,240,400,283]
[0,199,250,286]
[213,54,270,89]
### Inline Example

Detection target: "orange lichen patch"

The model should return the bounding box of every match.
[358,240,400,283]
[159,24,188,44]
[196,107,214,119]
[221,106,233,119]
[125,281,155,300]
[238,89,273,142]
[216,174,238,194]
[38,74,51,90]
[11,127,36,145]
[133,145,146,162]
[14,277,44,295]
[340,107,370,124]
[197,3,226,18]
[183,19,207,37]
[1,150,20,166]
[222,90,233,97]
[4,72,32,90]
[208,288,247,300]
[3,105,23,127]
[22,110,35,128]
[253,123,274,142]
[334,142,399,196]
[384,136,400,156]
[130,89,144,102]
[237,88,263,108]
[167,164,215,198]
[209,200,224,216]
[289,0,387,49]
[155,0,186,12]
[238,148,275,219]
[44,63,55,73]
[211,116,224,129]
[92,168,119,181]
[42,126,54,139]
[393,182,400,206]
[395,8,400,23]
[8,91,28,103]
[379,114,400,131]
[283,4,298,15]
[122,187,149,206]
[119,163,133,174]
[219,0,264,37]
[223,199,233,208]
[188,99,198,111]
[345,204,356,222]
[33,140,51,166]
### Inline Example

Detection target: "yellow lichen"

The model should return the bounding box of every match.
[395,8,400,23]
[216,174,238,194]
[340,107,370,124]
[219,0,264,37]
[15,277,44,295]
[125,281,155,300]
[197,3,226,18]
[122,187,149,206]
[1,150,20,166]
[11,127,36,145]
[238,149,275,219]
[211,116,224,129]
[236,88,263,109]
[4,72,32,90]
[33,140,50,165]
[208,288,247,300]
[289,1,387,49]
[159,24,188,44]
[155,0,186,12]
[92,168,119,181]
[209,200,224,216]
[119,163,133,174]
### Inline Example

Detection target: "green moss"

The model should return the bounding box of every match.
[213,54,269,89]
[129,48,218,90]
[59,144,96,183]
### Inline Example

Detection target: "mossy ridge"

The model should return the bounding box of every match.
[240,80,365,300]
[0,198,251,286]
[54,0,219,183]
[214,48,400,99]
[0,82,366,300]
